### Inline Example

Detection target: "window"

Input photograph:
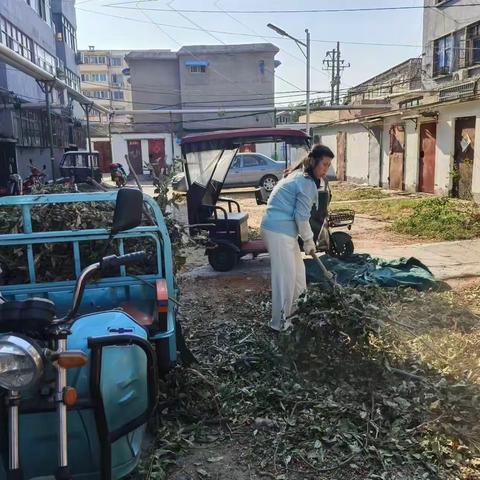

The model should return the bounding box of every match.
[243,156,266,167]
[399,97,423,109]
[110,56,122,66]
[62,16,77,52]
[188,65,206,73]
[84,55,106,64]
[467,22,480,66]
[65,69,80,91]
[0,17,34,62]
[82,73,107,82]
[34,44,56,74]
[26,0,51,23]
[434,34,453,75]
[113,90,124,100]
[93,91,110,99]
[111,73,123,85]
[14,110,44,147]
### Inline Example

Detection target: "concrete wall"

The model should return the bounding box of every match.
[345,126,369,183]
[15,146,64,180]
[313,98,480,201]
[128,57,181,132]
[313,125,371,183]
[433,101,480,196]
[110,132,181,174]
[178,50,276,130]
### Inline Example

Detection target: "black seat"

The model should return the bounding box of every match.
[0,298,56,333]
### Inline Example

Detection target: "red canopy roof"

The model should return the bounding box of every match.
[181,127,309,154]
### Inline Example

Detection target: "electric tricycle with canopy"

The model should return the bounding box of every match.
[181,128,355,272]
[0,188,177,480]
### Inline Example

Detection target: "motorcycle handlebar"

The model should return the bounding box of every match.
[57,251,147,324]
[100,251,147,272]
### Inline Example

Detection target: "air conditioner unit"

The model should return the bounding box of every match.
[453,69,469,82]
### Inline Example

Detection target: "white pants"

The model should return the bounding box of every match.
[262,228,306,331]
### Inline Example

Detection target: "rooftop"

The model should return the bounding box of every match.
[125,50,177,61]
[349,58,422,92]
[178,43,279,55]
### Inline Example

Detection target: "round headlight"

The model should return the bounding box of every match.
[0,335,44,391]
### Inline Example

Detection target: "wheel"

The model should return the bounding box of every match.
[328,231,354,259]
[208,245,238,272]
[115,176,126,187]
[260,174,278,192]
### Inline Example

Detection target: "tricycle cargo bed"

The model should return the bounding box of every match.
[0,192,176,341]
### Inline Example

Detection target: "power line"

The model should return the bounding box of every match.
[76,7,423,49]
[163,0,306,92]
[81,80,326,105]
[131,2,305,102]
[211,0,336,86]
[102,2,480,14]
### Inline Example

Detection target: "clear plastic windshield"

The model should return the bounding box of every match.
[62,154,98,168]
[185,149,237,187]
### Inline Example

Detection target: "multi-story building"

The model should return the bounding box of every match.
[0,0,85,185]
[112,43,279,175]
[79,47,132,119]
[311,1,480,201]
[347,58,422,105]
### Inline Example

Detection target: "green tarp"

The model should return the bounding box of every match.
[305,254,436,291]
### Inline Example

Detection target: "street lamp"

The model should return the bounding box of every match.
[267,23,311,137]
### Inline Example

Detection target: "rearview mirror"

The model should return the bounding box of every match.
[111,188,143,235]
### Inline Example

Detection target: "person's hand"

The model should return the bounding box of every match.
[303,239,316,256]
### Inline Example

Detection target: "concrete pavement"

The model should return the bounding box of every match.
[359,238,480,281]
[182,238,480,282]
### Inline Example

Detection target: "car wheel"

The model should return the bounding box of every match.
[260,174,278,192]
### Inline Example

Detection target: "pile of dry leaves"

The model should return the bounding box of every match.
[147,282,480,480]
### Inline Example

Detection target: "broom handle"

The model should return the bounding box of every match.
[310,252,337,288]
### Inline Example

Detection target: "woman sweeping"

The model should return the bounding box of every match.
[261,144,334,331]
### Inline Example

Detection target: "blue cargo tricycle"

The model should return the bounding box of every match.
[0,188,177,480]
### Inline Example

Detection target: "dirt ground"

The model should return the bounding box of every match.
[159,272,480,480]
[156,185,480,480]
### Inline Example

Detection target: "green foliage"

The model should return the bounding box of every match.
[331,186,388,202]
[392,197,480,240]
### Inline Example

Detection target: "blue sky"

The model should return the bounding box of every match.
[75,0,424,104]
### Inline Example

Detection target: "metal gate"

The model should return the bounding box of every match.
[453,117,475,199]
[127,140,143,175]
[336,132,347,181]
[389,125,405,190]
[93,141,112,173]
[418,123,437,194]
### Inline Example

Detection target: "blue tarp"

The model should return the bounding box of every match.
[305,254,436,291]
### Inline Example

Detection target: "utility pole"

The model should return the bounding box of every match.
[305,28,311,137]
[267,23,310,136]
[37,80,56,180]
[323,48,336,105]
[323,43,350,105]
[335,42,350,104]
